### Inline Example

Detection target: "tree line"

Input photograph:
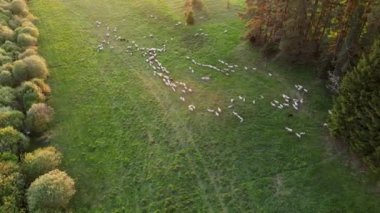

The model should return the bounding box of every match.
[0,0,76,212]
[240,0,380,173]
[240,0,379,90]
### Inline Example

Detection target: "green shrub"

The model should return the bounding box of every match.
[23,55,49,79]
[0,48,7,55]
[16,32,37,47]
[0,126,29,154]
[12,55,49,83]
[2,62,14,71]
[0,70,14,86]
[1,40,20,53]
[7,15,37,31]
[9,0,27,15]
[11,59,27,82]
[0,9,11,25]
[17,80,46,110]
[18,47,38,59]
[329,39,380,172]
[8,16,22,30]
[31,78,51,95]
[0,155,24,212]
[15,25,39,38]
[0,25,15,42]
[23,146,62,183]
[23,13,37,23]
[0,107,24,129]
[26,103,54,134]
[0,54,12,65]
[27,169,76,212]
[0,86,16,107]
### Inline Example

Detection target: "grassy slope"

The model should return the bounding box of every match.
[30,0,379,212]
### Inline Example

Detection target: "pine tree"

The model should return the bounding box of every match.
[329,39,380,172]
[333,0,372,78]
[277,0,310,62]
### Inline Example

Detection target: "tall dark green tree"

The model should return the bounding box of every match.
[329,39,380,172]
[241,0,379,87]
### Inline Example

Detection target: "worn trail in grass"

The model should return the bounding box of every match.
[30,0,379,212]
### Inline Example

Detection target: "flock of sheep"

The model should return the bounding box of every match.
[94,17,310,139]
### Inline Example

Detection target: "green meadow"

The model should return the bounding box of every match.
[29,0,379,211]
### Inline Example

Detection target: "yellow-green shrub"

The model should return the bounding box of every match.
[16,32,37,47]
[18,47,37,59]
[0,107,24,129]
[0,70,14,86]
[0,126,29,154]
[25,103,54,134]
[23,146,62,183]
[0,86,16,107]
[0,153,24,212]
[9,0,27,15]
[27,169,76,212]
[12,55,49,83]
[17,80,46,110]
[0,25,15,42]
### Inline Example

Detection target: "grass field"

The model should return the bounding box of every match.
[29,0,379,212]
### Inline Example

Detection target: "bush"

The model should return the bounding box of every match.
[11,59,27,82]
[0,107,24,129]
[16,32,37,47]
[17,80,46,110]
[0,70,14,86]
[0,9,11,25]
[12,55,49,83]
[0,25,15,42]
[0,155,24,212]
[16,25,39,38]
[9,0,28,15]
[26,103,54,134]
[31,78,51,95]
[1,40,21,53]
[23,146,62,183]
[8,15,22,30]
[18,47,38,59]
[23,55,49,78]
[27,169,76,212]
[329,39,380,172]
[2,62,14,72]
[0,54,12,65]
[0,86,16,107]
[0,126,29,154]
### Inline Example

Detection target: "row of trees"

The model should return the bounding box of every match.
[241,0,379,91]
[241,0,380,172]
[330,39,380,173]
[0,0,76,212]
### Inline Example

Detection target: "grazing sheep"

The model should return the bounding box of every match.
[285,127,293,132]
[232,111,244,123]
[188,104,196,111]
[201,76,210,81]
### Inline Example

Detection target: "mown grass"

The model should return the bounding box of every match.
[30,0,379,212]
